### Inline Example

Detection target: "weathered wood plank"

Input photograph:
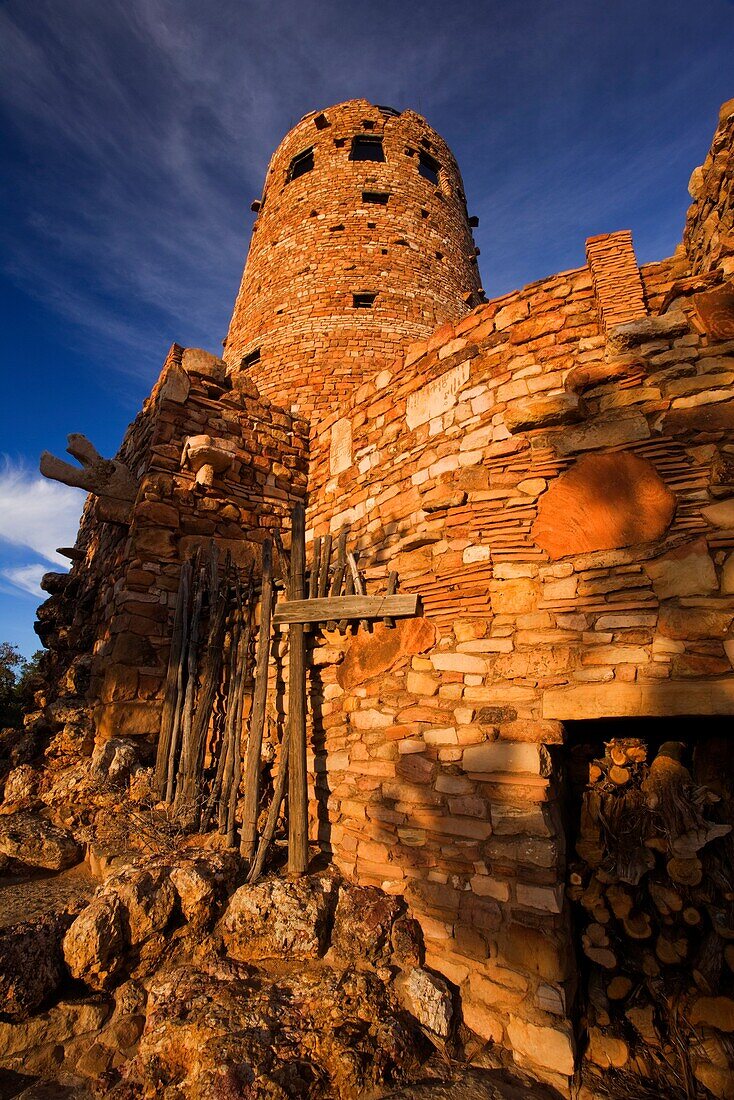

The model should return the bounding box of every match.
[273,593,420,624]
[240,538,274,860]
[287,503,308,876]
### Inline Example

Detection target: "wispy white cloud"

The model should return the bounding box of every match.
[2,564,49,598]
[0,458,83,567]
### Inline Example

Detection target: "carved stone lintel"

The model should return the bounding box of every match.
[40,434,138,503]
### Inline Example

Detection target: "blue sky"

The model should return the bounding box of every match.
[0,0,733,656]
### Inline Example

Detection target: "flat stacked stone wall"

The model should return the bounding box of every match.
[685,98,734,278]
[39,346,308,744]
[302,189,734,1081]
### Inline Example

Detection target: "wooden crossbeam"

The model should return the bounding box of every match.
[273,593,420,626]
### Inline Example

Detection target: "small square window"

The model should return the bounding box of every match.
[350,136,385,162]
[242,348,261,369]
[353,293,376,308]
[288,148,314,181]
[418,151,440,186]
[362,191,389,205]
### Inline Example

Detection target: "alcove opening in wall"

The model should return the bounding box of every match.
[562,717,734,1094]
[288,147,314,181]
[418,151,440,185]
[241,348,261,369]
[353,293,376,308]
[362,191,389,205]
[350,135,385,162]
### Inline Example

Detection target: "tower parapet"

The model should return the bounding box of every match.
[223,99,482,419]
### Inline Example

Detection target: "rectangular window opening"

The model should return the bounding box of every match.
[288,147,314,182]
[362,191,390,205]
[418,151,440,186]
[242,348,261,369]
[353,293,377,309]
[350,135,385,162]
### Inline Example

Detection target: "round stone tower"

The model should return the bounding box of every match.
[223,99,483,419]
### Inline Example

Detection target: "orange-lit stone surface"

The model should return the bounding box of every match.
[223,99,482,419]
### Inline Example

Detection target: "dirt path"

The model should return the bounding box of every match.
[0,863,95,928]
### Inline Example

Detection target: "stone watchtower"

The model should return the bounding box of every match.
[223,99,483,419]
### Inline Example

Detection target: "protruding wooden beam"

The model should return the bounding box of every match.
[274,593,419,625]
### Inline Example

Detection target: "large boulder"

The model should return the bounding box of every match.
[0,812,81,872]
[0,912,71,1020]
[129,956,423,1098]
[90,738,140,787]
[103,865,176,946]
[168,851,238,928]
[331,883,404,965]
[0,998,109,1077]
[1,765,44,812]
[221,874,338,961]
[63,894,125,988]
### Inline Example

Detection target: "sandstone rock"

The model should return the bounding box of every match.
[90,738,140,787]
[422,486,467,512]
[505,393,583,434]
[463,741,549,776]
[565,356,645,393]
[338,617,436,690]
[703,497,734,528]
[658,605,733,640]
[181,347,227,381]
[506,1016,575,1076]
[401,967,453,1038]
[104,865,176,946]
[607,310,689,351]
[391,915,424,970]
[0,999,109,1063]
[221,874,337,961]
[0,812,81,872]
[645,538,718,599]
[461,998,505,1044]
[0,912,70,1020]
[63,894,125,988]
[553,413,651,457]
[331,883,403,964]
[663,400,734,435]
[168,854,235,928]
[130,957,422,1098]
[532,452,675,560]
[499,925,574,983]
[1,765,43,810]
[691,280,734,340]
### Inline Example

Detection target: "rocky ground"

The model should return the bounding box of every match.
[0,723,568,1100]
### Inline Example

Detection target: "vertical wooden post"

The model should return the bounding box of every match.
[288,502,309,875]
[240,538,274,860]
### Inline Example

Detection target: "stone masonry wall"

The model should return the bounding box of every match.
[300,118,734,1078]
[39,345,308,745]
[223,99,482,420]
[685,98,734,278]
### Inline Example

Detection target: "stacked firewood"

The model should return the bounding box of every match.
[568,737,734,1092]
